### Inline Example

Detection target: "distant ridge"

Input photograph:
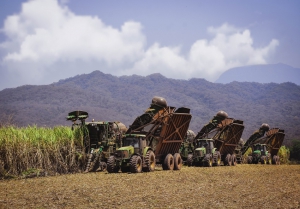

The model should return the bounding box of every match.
[215,63,300,85]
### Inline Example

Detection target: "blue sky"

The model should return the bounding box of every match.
[0,0,299,90]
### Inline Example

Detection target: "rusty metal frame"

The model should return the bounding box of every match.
[126,106,192,161]
[213,119,245,155]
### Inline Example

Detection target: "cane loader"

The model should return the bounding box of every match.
[185,111,245,167]
[107,96,192,173]
[66,111,127,172]
[235,123,270,164]
[244,124,285,165]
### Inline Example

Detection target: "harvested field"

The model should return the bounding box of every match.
[0,164,299,209]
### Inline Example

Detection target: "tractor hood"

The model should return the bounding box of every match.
[194,147,206,157]
[253,150,261,155]
[115,146,134,159]
[195,147,206,151]
[118,146,134,153]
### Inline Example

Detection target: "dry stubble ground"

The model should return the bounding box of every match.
[0,164,299,209]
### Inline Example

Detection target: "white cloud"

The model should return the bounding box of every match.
[2,0,145,66]
[0,0,279,89]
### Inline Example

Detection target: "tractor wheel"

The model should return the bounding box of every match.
[213,151,221,166]
[173,153,183,170]
[204,154,213,167]
[130,155,143,173]
[163,154,174,170]
[260,156,267,164]
[225,154,232,166]
[107,156,119,173]
[272,155,279,165]
[266,154,272,164]
[144,150,156,172]
[274,155,280,165]
[231,154,237,166]
[187,154,193,167]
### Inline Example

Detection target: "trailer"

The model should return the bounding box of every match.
[213,118,245,165]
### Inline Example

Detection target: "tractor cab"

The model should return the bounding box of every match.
[122,134,147,154]
[194,138,215,158]
[195,139,214,154]
[253,143,267,155]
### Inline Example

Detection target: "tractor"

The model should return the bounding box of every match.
[66,111,127,172]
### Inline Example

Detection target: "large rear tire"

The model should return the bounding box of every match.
[144,150,156,172]
[225,154,232,166]
[163,154,174,170]
[130,155,143,173]
[267,153,272,164]
[187,154,193,167]
[204,154,213,167]
[213,151,221,166]
[107,156,119,173]
[173,153,182,170]
[260,156,267,164]
[231,154,237,166]
[272,155,280,165]
[277,156,281,165]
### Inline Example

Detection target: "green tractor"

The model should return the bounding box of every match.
[66,110,127,172]
[247,143,272,164]
[107,134,155,173]
[187,138,221,167]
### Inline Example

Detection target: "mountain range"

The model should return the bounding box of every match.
[0,69,299,145]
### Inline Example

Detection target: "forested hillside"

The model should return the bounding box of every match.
[0,70,299,144]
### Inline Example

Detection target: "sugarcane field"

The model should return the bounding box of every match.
[0,96,299,208]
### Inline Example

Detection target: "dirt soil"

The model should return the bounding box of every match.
[0,164,299,209]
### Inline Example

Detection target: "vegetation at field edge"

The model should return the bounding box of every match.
[0,126,295,179]
[0,125,85,178]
